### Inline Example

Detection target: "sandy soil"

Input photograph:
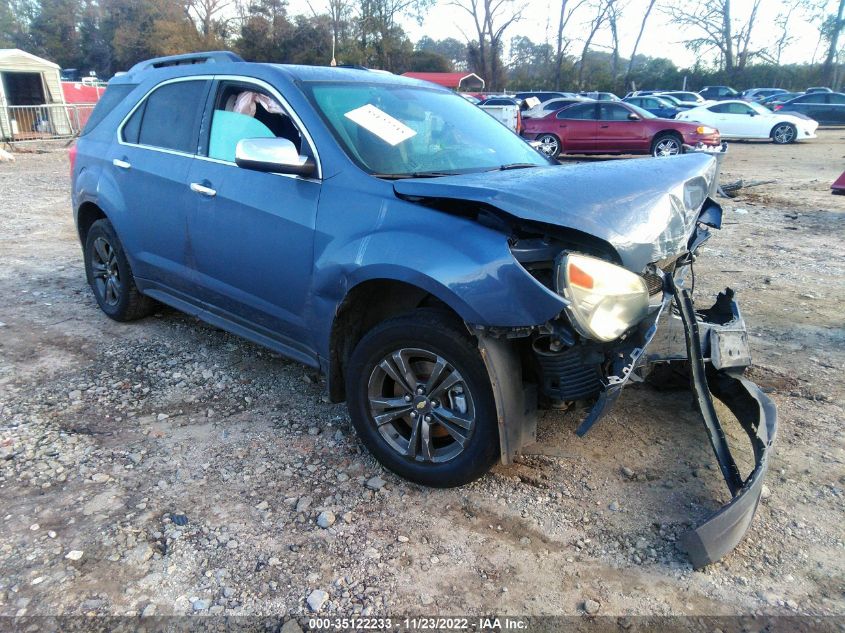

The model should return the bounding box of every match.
[0,130,843,622]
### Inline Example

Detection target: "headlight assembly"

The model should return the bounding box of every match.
[556,253,650,342]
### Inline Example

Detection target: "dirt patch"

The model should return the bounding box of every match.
[0,135,843,619]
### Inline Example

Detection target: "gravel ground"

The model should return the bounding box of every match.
[0,132,843,622]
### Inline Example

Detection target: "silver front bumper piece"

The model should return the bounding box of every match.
[578,279,778,568]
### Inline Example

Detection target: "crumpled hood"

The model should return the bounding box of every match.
[394,153,718,272]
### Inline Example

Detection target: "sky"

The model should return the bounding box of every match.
[290,0,829,69]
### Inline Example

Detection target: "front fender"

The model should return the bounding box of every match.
[312,202,566,326]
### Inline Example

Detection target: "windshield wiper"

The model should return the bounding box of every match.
[373,171,455,180]
[497,163,539,171]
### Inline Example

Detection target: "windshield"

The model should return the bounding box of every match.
[304,82,550,177]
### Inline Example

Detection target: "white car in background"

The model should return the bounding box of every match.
[676,100,818,144]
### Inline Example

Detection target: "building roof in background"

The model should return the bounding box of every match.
[401,72,485,90]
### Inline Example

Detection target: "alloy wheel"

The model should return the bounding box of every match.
[654,137,681,157]
[537,134,560,157]
[773,124,795,144]
[90,237,122,306]
[367,348,476,464]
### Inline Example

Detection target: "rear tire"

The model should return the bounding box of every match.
[651,132,683,157]
[536,133,562,159]
[84,219,155,321]
[771,122,796,144]
[345,310,499,488]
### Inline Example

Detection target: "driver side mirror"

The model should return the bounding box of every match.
[627,112,640,121]
[235,137,316,177]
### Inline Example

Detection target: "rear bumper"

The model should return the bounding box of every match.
[578,282,777,568]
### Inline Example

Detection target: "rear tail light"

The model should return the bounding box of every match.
[774,105,782,111]
[68,142,77,175]
[516,110,523,134]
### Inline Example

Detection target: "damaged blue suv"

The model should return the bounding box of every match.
[72,51,776,568]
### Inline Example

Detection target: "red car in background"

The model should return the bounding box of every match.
[522,101,721,158]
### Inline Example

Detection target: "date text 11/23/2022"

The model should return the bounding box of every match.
[308,616,529,630]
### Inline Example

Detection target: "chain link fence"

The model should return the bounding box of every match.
[0,103,96,143]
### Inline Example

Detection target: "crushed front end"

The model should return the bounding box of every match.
[521,201,777,568]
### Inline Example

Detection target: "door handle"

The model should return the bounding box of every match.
[112,158,131,169]
[190,182,217,197]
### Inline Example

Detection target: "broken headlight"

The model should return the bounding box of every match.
[556,253,649,342]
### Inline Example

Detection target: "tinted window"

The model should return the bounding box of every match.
[600,103,632,120]
[710,102,753,114]
[828,94,845,104]
[796,94,827,104]
[122,101,144,144]
[557,103,597,120]
[81,84,136,135]
[135,80,208,153]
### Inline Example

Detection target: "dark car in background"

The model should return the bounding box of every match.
[699,86,739,101]
[478,97,519,107]
[740,88,788,102]
[578,91,620,101]
[759,91,803,109]
[775,91,845,124]
[806,87,833,93]
[522,100,720,158]
[514,91,573,103]
[623,95,679,119]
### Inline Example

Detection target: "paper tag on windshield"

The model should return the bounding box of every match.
[344,104,417,146]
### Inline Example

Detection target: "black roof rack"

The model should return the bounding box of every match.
[128,51,244,74]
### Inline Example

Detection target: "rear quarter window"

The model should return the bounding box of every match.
[80,84,137,136]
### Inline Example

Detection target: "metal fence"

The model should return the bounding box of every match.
[0,103,97,143]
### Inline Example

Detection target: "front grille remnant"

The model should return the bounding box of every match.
[535,347,603,401]
[641,272,665,296]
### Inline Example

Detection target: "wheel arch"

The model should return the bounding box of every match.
[76,201,108,247]
[326,277,465,403]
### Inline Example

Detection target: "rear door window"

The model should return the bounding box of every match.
[124,79,209,154]
[599,104,632,120]
[557,103,597,120]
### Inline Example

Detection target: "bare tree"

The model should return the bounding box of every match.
[664,0,735,71]
[452,0,523,90]
[823,0,845,84]
[553,0,588,89]
[624,0,657,89]
[734,0,760,69]
[188,0,232,41]
[576,0,611,88]
[665,0,771,75]
[763,0,804,66]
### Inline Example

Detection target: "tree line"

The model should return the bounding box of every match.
[1,0,843,93]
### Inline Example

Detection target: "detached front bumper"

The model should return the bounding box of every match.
[578,281,777,568]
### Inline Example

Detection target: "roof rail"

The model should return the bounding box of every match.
[128,51,244,74]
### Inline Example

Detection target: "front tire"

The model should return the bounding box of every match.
[84,219,154,321]
[651,133,683,157]
[536,133,562,159]
[345,310,499,487]
[771,122,796,144]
